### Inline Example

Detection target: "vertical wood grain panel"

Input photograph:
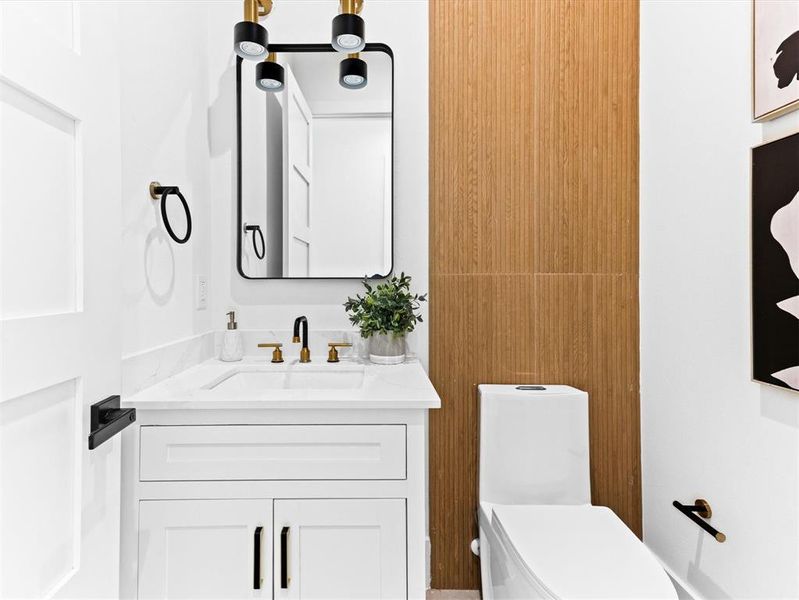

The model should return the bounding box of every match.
[429,0,640,589]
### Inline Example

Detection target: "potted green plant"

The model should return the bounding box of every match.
[344,273,427,364]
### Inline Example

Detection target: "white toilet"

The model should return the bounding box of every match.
[477,384,677,600]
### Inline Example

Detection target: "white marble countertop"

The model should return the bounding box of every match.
[122,356,442,410]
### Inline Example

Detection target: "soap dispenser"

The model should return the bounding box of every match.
[220,311,244,362]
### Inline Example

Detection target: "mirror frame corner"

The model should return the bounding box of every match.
[235,43,394,281]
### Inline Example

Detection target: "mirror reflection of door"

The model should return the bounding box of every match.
[238,47,393,279]
[282,64,313,277]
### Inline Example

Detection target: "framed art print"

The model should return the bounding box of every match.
[752,132,799,392]
[753,0,799,121]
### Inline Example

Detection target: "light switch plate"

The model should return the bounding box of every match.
[195,275,208,310]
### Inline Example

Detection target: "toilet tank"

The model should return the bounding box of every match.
[478,384,590,506]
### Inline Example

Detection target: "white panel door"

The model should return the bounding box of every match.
[281,65,313,277]
[138,500,272,600]
[274,499,406,600]
[0,2,123,598]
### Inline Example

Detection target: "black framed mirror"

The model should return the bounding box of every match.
[236,43,393,279]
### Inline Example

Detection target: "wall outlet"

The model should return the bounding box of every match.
[195,275,208,310]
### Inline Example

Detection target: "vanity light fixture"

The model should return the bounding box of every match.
[339,53,367,89]
[234,0,272,61]
[256,53,285,92]
[332,0,365,53]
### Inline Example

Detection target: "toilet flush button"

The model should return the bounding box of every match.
[516,385,546,391]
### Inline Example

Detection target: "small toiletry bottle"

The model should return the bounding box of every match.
[220,311,244,362]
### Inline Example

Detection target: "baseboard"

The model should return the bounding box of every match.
[426,536,432,589]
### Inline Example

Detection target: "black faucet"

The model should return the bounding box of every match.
[293,316,310,363]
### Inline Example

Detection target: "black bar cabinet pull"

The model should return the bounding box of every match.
[253,526,263,590]
[673,499,726,542]
[88,396,136,450]
[280,526,290,589]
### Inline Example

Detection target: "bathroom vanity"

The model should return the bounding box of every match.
[119,358,439,599]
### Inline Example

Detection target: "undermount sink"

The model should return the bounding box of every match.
[206,366,366,393]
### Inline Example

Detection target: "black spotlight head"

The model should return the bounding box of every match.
[331,13,366,53]
[256,60,285,92]
[339,56,367,90]
[234,21,268,60]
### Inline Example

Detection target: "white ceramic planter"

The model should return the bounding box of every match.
[368,332,406,365]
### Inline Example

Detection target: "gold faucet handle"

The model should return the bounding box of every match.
[327,342,353,363]
[257,342,284,363]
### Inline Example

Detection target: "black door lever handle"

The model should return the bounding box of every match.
[88,395,136,450]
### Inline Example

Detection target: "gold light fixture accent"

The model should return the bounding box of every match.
[243,0,273,23]
[340,0,363,16]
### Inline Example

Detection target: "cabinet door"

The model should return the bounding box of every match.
[138,499,271,599]
[274,499,406,600]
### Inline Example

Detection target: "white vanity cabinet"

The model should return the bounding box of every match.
[137,499,272,599]
[274,499,407,599]
[119,360,438,600]
[120,360,439,599]
[136,497,406,600]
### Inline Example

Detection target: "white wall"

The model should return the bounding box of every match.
[641,1,799,598]
[288,50,393,115]
[207,0,430,367]
[120,2,213,359]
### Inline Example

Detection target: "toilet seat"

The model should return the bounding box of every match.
[491,504,677,600]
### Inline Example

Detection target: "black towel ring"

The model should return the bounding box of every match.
[149,181,192,244]
[244,223,266,260]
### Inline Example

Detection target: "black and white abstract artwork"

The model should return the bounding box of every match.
[752,132,799,393]
[754,0,799,121]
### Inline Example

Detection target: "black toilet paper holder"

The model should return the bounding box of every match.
[673,499,726,542]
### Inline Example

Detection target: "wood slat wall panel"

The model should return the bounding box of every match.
[429,0,640,589]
